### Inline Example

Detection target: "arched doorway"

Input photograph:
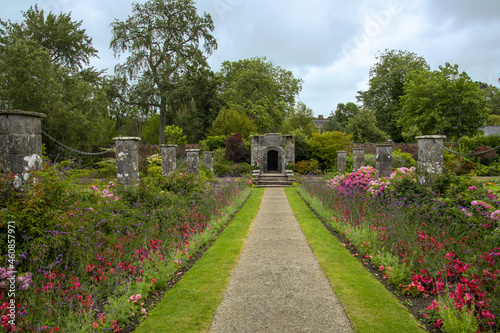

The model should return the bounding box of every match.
[267,150,279,172]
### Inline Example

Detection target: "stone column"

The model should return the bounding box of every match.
[376,144,392,179]
[337,151,347,173]
[161,144,177,176]
[416,135,446,186]
[186,149,200,177]
[352,148,365,172]
[0,110,45,189]
[251,135,261,169]
[203,151,213,172]
[113,137,140,186]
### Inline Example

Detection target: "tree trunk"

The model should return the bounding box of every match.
[159,97,167,144]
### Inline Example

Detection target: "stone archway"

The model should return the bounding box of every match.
[267,149,279,172]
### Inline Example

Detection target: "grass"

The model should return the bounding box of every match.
[285,187,426,333]
[133,188,264,333]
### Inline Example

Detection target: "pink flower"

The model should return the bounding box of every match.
[471,200,479,206]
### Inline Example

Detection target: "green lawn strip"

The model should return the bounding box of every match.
[285,188,426,333]
[134,188,264,333]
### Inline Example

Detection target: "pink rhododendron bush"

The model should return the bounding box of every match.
[299,167,499,332]
[0,164,249,332]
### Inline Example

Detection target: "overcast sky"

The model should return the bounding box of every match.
[2,0,500,117]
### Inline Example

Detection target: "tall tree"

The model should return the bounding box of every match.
[399,63,488,141]
[219,57,303,133]
[0,7,113,152]
[478,82,500,115]
[110,0,217,143]
[1,5,98,70]
[324,102,360,133]
[357,49,429,142]
[346,108,387,143]
[281,102,318,137]
[210,107,257,139]
[172,68,224,142]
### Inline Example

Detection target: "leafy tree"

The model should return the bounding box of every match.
[164,125,187,145]
[290,129,312,162]
[281,102,318,136]
[486,114,500,126]
[399,63,488,141]
[0,8,113,153]
[110,0,217,144]
[347,108,387,143]
[200,135,226,152]
[307,131,352,170]
[224,133,249,163]
[1,5,98,70]
[210,107,257,139]
[173,68,224,142]
[335,102,360,131]
[219,57,303,133]
[142,114,160,144]
[357,49,429,142]
[478,82,500,115]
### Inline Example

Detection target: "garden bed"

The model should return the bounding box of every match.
[0,165,250,332]
[297,168,499,333]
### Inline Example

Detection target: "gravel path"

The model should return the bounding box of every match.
[209,188,354,333]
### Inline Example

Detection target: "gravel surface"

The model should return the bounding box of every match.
[209,188,354,332]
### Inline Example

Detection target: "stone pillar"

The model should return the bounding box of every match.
[161,144,177,176]
[0,110,45,189]
[337,151,347,173]
[113,137,140,186]
[203,151,213,172]
[186,149,200,177]
[416,135,446,186]
[251,135,261,170]
[376,144,392,179]
[352,148,365,172]
[283,135,295,166]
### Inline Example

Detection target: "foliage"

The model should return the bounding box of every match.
[486,114,500,126]
[164,125,187,145]
[209,107,257,139]
[0,5,98,70]
[391,148,417,169]
[479,82,500,115]
[357,49,430,142]
[472,145,498,165]
[324,102,360,133]
[0,161,248,332]
[293,159,320,175]
[224,133,249,163]
[290,129,312,162]
[399,63,489,141]
[0,7,114,156]
[110,0,217,144]
[458,132,500,153]
[218,56,303,133]
[141,114,160,144]
[346,108,388,143]
[281,101,318,137]
[307,131,352,170]
[171,68,224,143]
[298,167,500,332]
[199,135,226,152]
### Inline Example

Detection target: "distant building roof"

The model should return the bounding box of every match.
[479,126,500,136]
